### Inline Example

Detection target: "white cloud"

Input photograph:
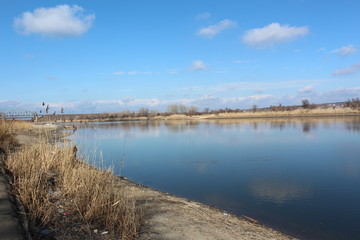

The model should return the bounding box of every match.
[242,23,309,48]
[167,70,178,74]
[13,5,95,38]
[191,60,207,71]
[320,87,360,100]
[298,85,314,93]
[128,71,139,75]
[197,19,237,38]
[330,45,357,57]
[250,179,311,204]
[196,12,211,20]
[113,72,125,75]
[2,86,360,113]
[210,80,311,92]
[332,62,360,76]
[238,94,273,102]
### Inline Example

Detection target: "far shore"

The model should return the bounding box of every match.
[35,107,360,123]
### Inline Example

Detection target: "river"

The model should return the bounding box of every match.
[72,117,360,239]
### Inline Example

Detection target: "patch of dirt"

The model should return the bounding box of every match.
[117,179,297,240]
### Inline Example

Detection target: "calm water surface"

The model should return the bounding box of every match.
[73,118,360,239]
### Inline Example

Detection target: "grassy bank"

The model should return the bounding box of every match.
[37,107,360,123]
[0,120,33,152]
[161,108,360,120]
[199,107,360,119]
[0,120,142,239]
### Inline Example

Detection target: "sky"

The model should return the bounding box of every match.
[1,0,360,113]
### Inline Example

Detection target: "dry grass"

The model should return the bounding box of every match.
[0,120,141,239]
[0,120,32,152]
[164,114,191,120]
[196,107,360,119]
[1,120,33,152]
[0,120,33,131]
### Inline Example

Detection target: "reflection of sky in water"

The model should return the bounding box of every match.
[74,118,360,240]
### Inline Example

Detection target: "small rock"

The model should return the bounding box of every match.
[57,209,64,213]
[41,229,53,235]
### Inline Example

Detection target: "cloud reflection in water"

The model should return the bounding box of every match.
[250,179,312,204]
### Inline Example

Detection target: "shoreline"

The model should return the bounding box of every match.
[116,176,297,240]
[33,108,360,123]
[9,123,298,239]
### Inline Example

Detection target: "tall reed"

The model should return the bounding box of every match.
[1,121,141,239]
[0,120,31,151]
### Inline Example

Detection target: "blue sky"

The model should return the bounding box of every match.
[1,0,359,113]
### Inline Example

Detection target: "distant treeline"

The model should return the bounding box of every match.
[34,98,360,122]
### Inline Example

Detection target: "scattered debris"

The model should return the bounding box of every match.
[242,215,259,223]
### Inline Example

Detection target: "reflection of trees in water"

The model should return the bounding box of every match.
[165,120,199,133]
[119,121,162,132]
[86,121,163,132]
[79,117,360,137]
[270,122,286,130]
[302,121,318,133]
[344,119,360,133]
[76,121,164,140]
[269,121,295,131]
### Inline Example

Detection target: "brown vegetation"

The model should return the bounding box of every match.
[0,121,142,239]
[0,120,32,152]
[345,98,360,109]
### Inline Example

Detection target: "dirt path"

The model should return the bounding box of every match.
[0,167,28,240]
[119,180,296,240]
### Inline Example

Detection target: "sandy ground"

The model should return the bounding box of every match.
[14,124,297,240]
[117,179,297,240]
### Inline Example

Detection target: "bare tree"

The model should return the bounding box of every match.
[179,104,187,113]
[345,98,360,109]
[188,106,198,116]
[138,107,149,117]
[252,105,258,112]
[150,109,159,117]
[167,104,179,114]
[302,99,310,109]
